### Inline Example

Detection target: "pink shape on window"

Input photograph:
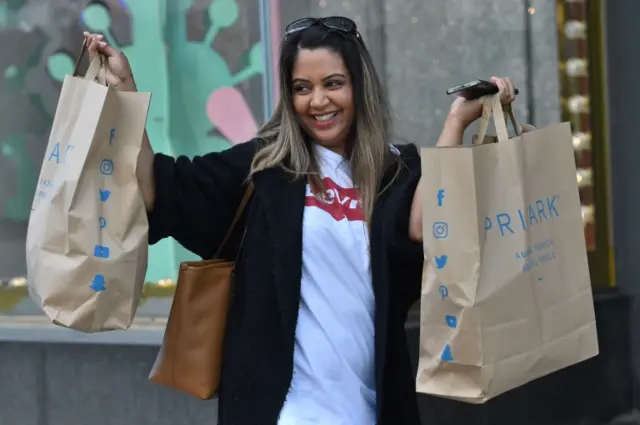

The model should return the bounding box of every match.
[207,87,258,145]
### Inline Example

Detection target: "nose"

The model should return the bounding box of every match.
[309,87,330,110]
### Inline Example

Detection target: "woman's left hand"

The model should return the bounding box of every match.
[446,76,517,130]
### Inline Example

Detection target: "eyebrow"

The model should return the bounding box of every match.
[292,73,346,84]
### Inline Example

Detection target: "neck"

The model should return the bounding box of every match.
[314,142,346,157]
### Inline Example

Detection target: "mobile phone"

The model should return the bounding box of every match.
[446,79,519,100]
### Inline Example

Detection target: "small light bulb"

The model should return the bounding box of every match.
[572,132,591,150]
[566,58,588,77]
[581,205,595,224]
[564,20,587,40]
[576,168,592,188]
[568,95,589,114]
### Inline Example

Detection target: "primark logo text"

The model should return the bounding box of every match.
[485,195,560,236]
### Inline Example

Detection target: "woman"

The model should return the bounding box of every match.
[84,16,515,425]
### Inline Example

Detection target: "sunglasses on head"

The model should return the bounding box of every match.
[284,16,360,41]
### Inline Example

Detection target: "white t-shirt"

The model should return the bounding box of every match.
[277,144,376,425]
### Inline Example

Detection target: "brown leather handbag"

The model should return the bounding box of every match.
[148,183,254,399]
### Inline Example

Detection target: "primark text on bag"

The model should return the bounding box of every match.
[416,94,599,403]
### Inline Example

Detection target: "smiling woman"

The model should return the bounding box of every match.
[80,13,516,424]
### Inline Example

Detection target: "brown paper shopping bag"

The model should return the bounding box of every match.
[26,43,151,332]
[417,94,598,403]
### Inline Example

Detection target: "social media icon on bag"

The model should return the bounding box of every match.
[438,285,448,300]
[437,189,445,207]
[90,274,106,292]
[94,245,110,259]
[100,159,114,175]
[445,315,457,329]
[432,222,448,239]
[99,188,111,202]
[441,344,454,362]
[434,255,448,269]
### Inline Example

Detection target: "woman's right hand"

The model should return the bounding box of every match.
[83,32,136,92]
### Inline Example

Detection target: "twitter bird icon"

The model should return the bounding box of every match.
[99,188,111,202]
[434,255,448,269]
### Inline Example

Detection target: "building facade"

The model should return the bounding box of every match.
[1,1,635,424]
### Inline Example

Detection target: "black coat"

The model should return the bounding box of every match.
[148,138,424,425]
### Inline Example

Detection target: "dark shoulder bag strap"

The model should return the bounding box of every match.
[213,182,255,259]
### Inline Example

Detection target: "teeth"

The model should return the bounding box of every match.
[315,112,337,122]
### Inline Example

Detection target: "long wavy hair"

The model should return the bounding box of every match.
[249,22,400,223]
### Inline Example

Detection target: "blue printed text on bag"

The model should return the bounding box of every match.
[484,195,560,237]
[47,142,75,164]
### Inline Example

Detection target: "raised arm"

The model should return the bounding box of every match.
[147,141,257,259]
[134,108,256,259]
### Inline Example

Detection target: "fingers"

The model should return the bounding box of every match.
[504,77,516,102]
[98,41,120,57]
[490,76,517,104]
[83,32,101,57]
[82,31,118,58]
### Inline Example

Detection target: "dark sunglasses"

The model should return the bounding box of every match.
[284,16,360,41]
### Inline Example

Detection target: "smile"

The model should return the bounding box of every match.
[313,112,338,122]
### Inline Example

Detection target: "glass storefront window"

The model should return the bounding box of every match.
[0,0,280,318]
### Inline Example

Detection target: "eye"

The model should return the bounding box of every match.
[293,85,310,94]
[326,80,343,89]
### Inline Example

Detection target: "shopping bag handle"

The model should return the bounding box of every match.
[71,39,107,84]
[474,94,520,144]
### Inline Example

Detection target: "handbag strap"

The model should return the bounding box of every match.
[213,182,255,259]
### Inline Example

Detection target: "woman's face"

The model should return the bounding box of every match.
[291,47,355,155]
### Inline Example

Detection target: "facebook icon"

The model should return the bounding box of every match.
[437,189,445,207]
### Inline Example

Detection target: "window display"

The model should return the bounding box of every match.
[0,0,280,318]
